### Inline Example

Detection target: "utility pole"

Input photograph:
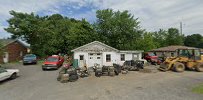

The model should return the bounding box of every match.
[180,22,183,35]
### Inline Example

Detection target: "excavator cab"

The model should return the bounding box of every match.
[177,49,201,60]
[159,48,203,72]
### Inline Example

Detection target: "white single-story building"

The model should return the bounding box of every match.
[71,41,143,68]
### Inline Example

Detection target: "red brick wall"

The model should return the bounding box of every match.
[0,53,2,63]
[0,41,27,63]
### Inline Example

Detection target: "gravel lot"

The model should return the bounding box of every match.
[0,63,203,100]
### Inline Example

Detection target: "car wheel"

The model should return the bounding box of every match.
[42,68,46,71]
[10,73,17,79]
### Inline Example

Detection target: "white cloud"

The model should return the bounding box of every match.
[97,0,203,35]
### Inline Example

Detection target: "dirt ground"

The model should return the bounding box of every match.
[0,63,203,100]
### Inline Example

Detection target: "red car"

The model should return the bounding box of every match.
[42,55,64,70]
[143,53,161,65]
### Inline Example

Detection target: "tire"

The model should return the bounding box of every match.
[173,62,185,72]
[67,68,77,75]
[69,75,78,82]
[195,63,203,72]
[10,73,17,79]
[42,68,46,71]
[95,72,101,77]
[108,71,115,76]
[114,70,119,75]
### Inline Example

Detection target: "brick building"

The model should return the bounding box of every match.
[0,39,29,63]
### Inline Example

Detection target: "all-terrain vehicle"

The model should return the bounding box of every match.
[122,60,144,72]
[94,63,122,77]
[159,48,203,72]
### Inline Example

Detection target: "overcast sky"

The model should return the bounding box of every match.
[0,0,203,38]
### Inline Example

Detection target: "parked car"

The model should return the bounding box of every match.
[42,55,64,70]
[23,54,37,65]
[143,52,161,65]
[0,67,19,81]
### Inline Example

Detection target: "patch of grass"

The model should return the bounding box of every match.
[192,84,203,94]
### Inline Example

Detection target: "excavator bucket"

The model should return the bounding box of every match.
[159,63,170,71]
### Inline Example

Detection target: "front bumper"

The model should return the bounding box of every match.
[42,65,58,69]
[23,60,36,64]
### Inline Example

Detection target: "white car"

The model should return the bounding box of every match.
[0,67,19,81]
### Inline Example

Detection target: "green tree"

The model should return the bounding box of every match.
[152,29,167,47]
[165,28,184,46]
[94,9,143,50]
[137,32,157,51]
[184,34,203,48]
[5,11,97,56]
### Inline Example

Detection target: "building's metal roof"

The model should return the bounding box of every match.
[150,45,198,52]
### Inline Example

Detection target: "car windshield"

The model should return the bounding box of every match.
[24,54,36,58]
[46,57,58,62]
[149,53,155,56]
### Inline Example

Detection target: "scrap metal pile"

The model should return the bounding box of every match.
[57,60,150,83]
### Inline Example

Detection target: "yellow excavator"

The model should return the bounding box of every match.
[159,48,203,72]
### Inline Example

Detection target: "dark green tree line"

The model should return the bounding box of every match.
[184,34,203,48]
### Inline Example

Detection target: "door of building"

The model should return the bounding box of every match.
[3,52,9,63]
[132,53,139,60]
[88,53,102,67]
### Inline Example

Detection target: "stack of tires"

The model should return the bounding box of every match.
[57,67,79,83]
[135,60,144,70]
[95,67,102,77]
[67,68,78,82]
[60,74,69,83]
[113,63,122,75]
[108,66,115,76]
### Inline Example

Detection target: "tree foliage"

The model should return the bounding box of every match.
[165,28,184,45]
[5,11,97,56]
[137,32,158,51]
[5,9,199,57]
[184,34,203,48]
[94,9,143,50]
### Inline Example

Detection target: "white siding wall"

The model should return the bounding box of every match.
[117,53,132,65]
[102,52,117,66]
[137,53,142,60]
[73,52,88,67]
[74,51,143,67]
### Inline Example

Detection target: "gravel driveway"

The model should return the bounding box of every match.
[0,63,203,100]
